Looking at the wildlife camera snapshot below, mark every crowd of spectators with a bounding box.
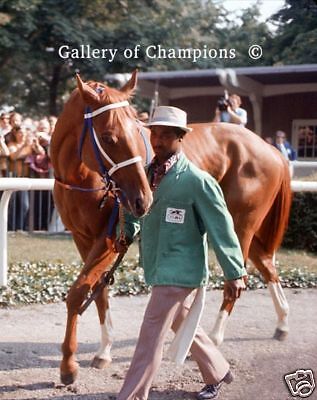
[0,111,56,178]
[0,110,57,231]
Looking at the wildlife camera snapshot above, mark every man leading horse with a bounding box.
[115,106,247,400]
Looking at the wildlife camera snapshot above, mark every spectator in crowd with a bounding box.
[273,130,297,178]
[7,125,46,230]
[9,112,23,128]
[22,117,37,132]
[0,107,59,231]
[0,112,12,140]
[213,93,247,126]
[0,132,10,177]
[32,118,53,229]
[7,125,45,176]
[273,130,297,161]
[48,115,57,135]
[36,118,51,150]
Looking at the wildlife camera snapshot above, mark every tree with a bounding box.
[215,3,273,67]
[0,0,224,115]
[3,0,312,116]
[269,0,317,65]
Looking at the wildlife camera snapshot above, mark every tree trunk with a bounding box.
[49,64,62,116]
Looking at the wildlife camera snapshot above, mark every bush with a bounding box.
[283,192,317,252]
[0,258,316,307]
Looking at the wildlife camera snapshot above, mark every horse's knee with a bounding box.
[66,282,91,312]
[250,255,279,283]
[262,269,279,284]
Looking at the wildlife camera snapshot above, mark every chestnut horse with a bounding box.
[51,72,291,385]
[50,71,153,384]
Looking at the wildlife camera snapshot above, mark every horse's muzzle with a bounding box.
[135,197,147,217]
[130,192,152,217]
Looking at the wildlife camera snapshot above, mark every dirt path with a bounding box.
[1,288,316,400]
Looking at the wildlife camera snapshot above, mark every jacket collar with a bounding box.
[149,152,189,199]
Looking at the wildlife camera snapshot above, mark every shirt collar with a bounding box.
[149,152,181,190]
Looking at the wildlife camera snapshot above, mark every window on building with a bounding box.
[292,119,317,160]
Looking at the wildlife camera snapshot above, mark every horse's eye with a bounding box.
[101,134,117,146]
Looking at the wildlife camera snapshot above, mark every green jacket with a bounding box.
[122,153,247,287]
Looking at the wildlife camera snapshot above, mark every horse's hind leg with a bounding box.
[91,287,114,369]
[210,226,252,346]
[209,298,236,346]
[249,236,289,341]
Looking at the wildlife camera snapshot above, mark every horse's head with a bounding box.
[76,71,153,217]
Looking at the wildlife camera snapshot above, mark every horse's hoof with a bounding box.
[273,328,288,341]
[60,370,78,385]
[91,356,112,369]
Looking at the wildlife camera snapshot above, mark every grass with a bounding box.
[7,231,317,272]
[8,232,81,264]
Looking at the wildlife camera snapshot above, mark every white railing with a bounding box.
[291,161,317,168]
[0,178,54,286]
[291,181,317,191]
[1,177,317,287]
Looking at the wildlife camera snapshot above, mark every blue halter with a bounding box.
[78,101,151,238]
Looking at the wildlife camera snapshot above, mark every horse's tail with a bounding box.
[257,163,292,254]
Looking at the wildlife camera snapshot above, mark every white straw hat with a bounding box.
[147,106,192,133]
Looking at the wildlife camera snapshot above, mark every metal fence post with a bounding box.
[0,190,14,286]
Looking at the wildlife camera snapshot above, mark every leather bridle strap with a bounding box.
[83,100,142,177]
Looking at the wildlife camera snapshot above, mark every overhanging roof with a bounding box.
[106,64,317,100]
[136,64,317,87]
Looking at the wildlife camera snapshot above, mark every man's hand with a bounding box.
[223,277,246,301]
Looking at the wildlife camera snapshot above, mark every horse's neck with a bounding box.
[51,100,92,184]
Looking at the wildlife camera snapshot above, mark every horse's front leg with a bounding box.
[60,236,117,385]
[91,287,114,369]
[60,277,91,385]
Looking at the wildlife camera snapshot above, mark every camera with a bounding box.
[217,97,231,112]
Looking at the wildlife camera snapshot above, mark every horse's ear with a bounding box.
[76,74,100,105]
[121,70,138,94]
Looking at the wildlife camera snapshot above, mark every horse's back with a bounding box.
[183,122,290,245]
[184,122,285,184]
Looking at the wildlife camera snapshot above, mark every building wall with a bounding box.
[262,92,317,140]
[172,95,254,129]
[171,92,317,143]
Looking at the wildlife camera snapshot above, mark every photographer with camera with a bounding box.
[213,93,247,126]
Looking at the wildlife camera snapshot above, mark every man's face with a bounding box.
[275,133,286,144]
[229,96,239,109]
[150,125,182,162]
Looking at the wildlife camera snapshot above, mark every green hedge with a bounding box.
[283,192,317,252]
[0,259,316,307]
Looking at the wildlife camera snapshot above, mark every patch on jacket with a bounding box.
[165,207,186,224]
